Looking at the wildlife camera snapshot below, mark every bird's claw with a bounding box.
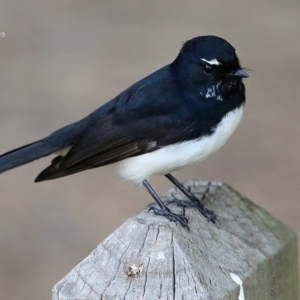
[167,198,219,228]
[149,206,189,230]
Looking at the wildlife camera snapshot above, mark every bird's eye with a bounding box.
[203,64,214,74]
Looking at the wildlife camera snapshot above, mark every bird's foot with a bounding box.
[167,197,219,228]
[149,206,189,230]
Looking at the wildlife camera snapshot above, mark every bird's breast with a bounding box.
[116,105,244,183]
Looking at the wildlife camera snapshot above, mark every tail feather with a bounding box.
[0,113,97,176]
[0,140,56,173]
[34,156,88,182]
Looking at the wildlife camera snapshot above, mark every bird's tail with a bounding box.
[0,140,55,174]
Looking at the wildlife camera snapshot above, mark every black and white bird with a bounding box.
[0,35,248,229]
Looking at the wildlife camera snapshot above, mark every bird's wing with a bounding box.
[35,102,196,181]
[35,65,201,181]
[63,106,195,168]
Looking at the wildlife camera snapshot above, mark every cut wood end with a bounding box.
[53,180,298,300]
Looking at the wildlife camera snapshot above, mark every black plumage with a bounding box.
[0,35,248,228]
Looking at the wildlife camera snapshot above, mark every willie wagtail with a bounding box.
[0,36,248,229]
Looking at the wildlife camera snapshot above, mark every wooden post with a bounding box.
[52,180,298,300]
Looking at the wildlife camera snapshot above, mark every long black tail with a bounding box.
[0,140,56,174]
[0,103,110,176]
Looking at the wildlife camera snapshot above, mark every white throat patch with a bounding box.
[200,81,223,101]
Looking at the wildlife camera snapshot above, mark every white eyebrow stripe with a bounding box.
[201,58,222,66]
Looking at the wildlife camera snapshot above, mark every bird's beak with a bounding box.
[227,69,249,78]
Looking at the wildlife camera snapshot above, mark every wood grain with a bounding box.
[53,181,298,300]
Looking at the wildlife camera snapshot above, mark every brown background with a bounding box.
[0,1,300,299]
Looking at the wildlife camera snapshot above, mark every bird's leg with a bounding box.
[165,174,219,227]
[142,179,189,229]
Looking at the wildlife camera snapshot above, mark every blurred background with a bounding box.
[0,1,299,299]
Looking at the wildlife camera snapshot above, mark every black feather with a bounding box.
[1,36,246,183]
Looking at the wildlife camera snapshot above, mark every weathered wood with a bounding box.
[52,180,299,300]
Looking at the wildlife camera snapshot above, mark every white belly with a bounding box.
[115,106,244,183]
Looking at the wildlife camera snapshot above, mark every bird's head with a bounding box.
[172,35,248,101]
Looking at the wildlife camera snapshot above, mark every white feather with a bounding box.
[201,58,221,66]
[54,146,72,157]
[115,106,244,183]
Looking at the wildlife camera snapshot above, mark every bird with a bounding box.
[0,35,248,229]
